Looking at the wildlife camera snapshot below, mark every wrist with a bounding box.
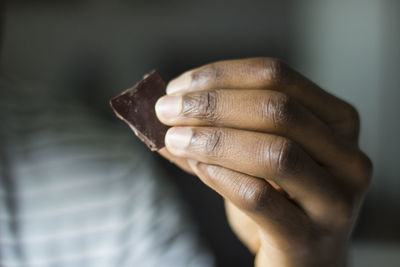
[254,247,348,267]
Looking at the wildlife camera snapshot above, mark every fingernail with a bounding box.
[155,95,183,121]
[166,72,192,94]
[165,127,193,153]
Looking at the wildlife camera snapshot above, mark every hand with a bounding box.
[155,58,372,267]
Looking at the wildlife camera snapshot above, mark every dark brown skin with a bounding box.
[155,58,372,267]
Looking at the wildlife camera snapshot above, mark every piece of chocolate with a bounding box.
[110,70,169,151]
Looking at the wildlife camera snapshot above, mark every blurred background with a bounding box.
[1,0,399,266]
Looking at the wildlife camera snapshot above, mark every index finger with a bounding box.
[166,57,359,141]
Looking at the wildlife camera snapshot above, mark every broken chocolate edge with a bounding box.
[109,70,168,151]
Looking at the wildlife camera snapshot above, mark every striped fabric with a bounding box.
[0,76,214,267]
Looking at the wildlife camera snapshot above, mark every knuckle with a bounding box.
[183,90,219,122]
[192,63,220,86]
[239,182,273,212]
[261,58,290,84]
[263,93,295,130]
[202,129,225,157]
[342,104,361,137]
[346,104,360,125]
[329,196,354,225]
[268,137,303,175]
[353,152,373,190]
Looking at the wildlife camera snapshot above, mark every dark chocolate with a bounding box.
[110,70,169,151]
